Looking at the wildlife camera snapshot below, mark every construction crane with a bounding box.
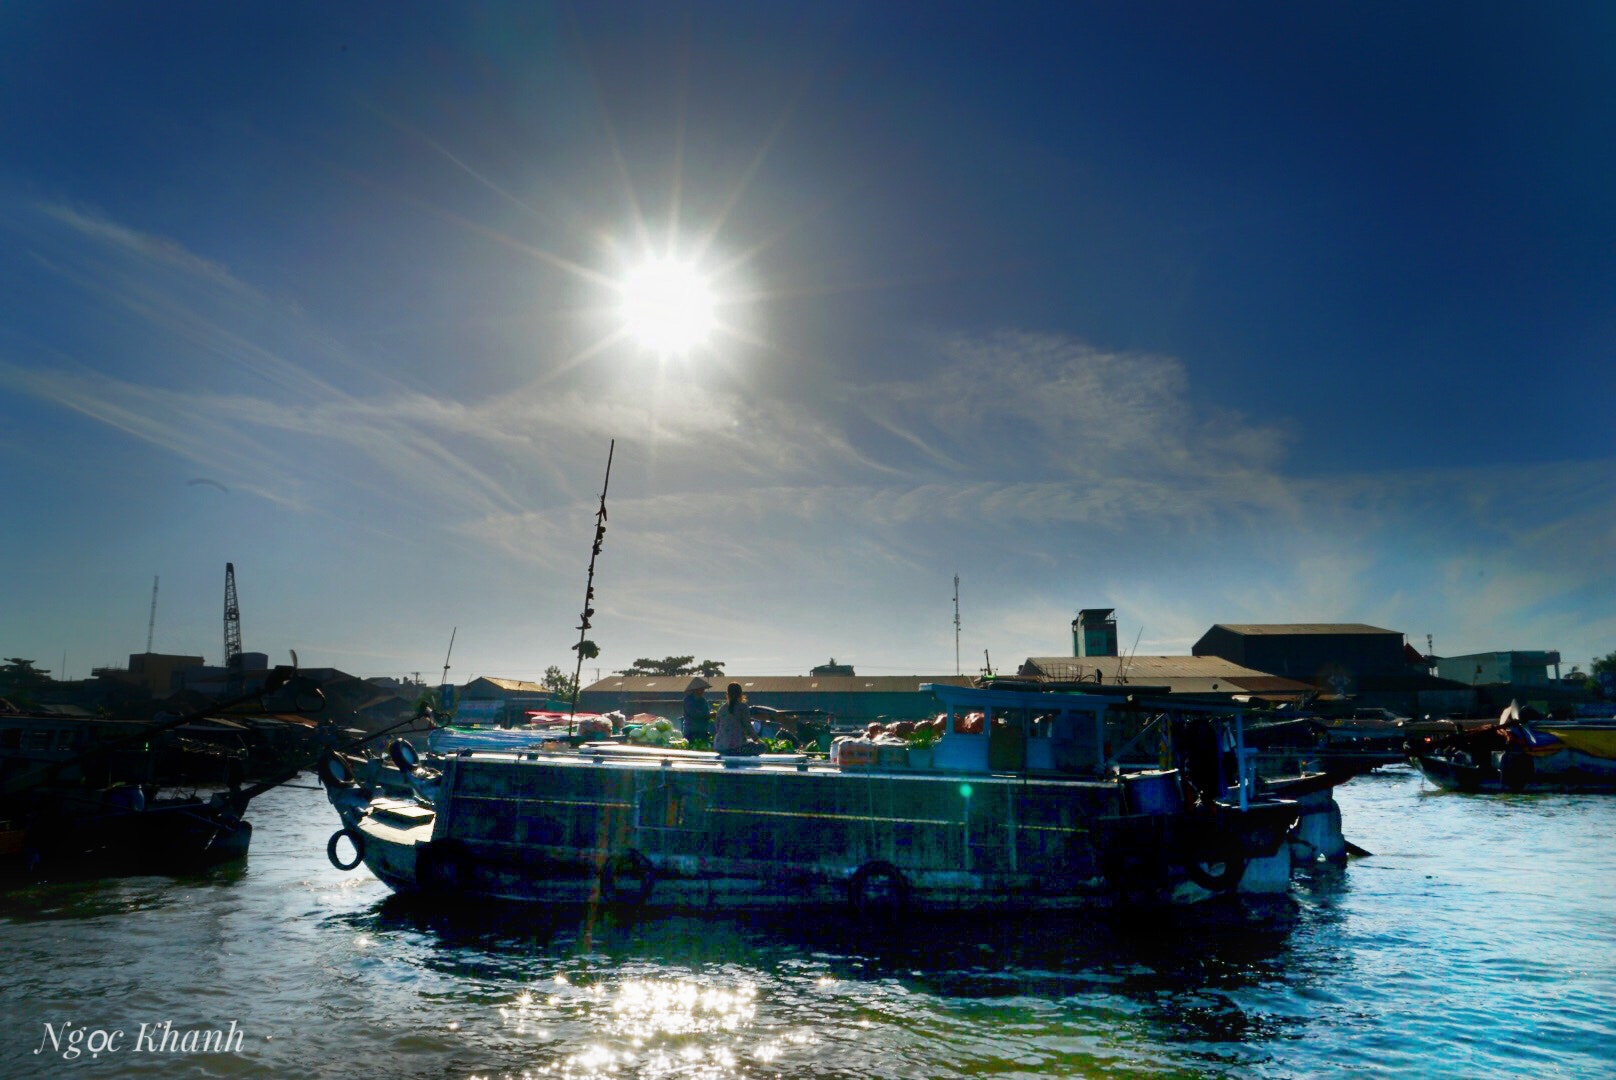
[224,562,244,694]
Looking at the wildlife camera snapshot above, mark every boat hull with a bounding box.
[1414,747,1616,793]
[326,750,1304,910]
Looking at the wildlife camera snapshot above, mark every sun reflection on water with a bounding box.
[487,974,789,1079]
[609,978,758,1037]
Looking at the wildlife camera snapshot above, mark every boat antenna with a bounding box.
[1119,625,1143,683]
[145,575,159,653]
[569,439,615,735]
[953,573,961,676]
[440,626,457,687]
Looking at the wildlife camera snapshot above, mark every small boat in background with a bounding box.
[1411,702,1616,792]
[0,664,320,875]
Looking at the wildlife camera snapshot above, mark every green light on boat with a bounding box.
[958,783,973,799]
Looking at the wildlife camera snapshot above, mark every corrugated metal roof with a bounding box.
[1021,655,1313,694]
[474,677,549,693]
[1024,655,1267,678]
[1210,623,1399,636]
[583,674,976,694]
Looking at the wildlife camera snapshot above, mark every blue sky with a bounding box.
[2,2,1611,683]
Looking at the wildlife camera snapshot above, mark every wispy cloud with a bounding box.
[4,198,1612,671]
[39,203,261,298]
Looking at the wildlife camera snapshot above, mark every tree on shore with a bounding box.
[1590,651,1616,698]
[541,665,579,701]
[615,656,725,678]
[1,657,52,707]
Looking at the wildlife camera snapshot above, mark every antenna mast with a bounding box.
[441,626,457,687]
[569,440,615,734]
[953,573,961,675]
[223,563,244,694]
[1120,625,1143,683]
[145,576,159,653]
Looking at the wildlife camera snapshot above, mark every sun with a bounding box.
[619,258,716,356]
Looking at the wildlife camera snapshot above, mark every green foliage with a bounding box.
[1593,651,1616,678]
[1,657,51,687]
[572,639,599,660]
[905,728,940,750]
[541,665,579,700]
[616,655,726,678]
[0,657,51,707]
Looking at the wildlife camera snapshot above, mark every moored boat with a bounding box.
[320,683,1346,911]
[1411,706,1616,793]
[0,663,317,875]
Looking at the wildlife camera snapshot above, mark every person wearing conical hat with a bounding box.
[681,676,713,743]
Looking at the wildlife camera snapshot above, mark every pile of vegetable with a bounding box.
[574,715,614,741]
[627,716,690,750]
[864,717,949,747]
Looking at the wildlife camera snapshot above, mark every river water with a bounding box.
[3,764,1614,1078]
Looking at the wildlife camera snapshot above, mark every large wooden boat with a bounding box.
[320,684,1345,910]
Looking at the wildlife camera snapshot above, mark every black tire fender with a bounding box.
[327,826,365,871]
[848,860,910,918]
[1185,838,1247,892]
[601,849,656,907]
[316,752,352,788]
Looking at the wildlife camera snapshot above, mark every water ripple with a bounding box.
[4,768,1616,1077]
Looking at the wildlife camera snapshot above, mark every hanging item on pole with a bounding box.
[569,440,614,735]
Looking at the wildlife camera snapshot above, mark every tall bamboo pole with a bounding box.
[569,440,615,735]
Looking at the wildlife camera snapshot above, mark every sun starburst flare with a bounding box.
[619,258,716,356]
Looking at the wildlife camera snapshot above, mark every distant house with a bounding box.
[92,652,206,696]
[455,676,566,726]
[579,673,976,726]
[1191,623,1472,715]
[1192,624,1409,688]
[1435,650,1562,688]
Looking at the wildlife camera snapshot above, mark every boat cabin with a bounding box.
[922,683,1257,810]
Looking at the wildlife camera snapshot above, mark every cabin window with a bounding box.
[24,731,54,751]
[951,710,985,735]
[0,728,19,749]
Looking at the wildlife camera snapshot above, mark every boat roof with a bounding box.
[922,682,1247,716]
[583,674,976,694]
